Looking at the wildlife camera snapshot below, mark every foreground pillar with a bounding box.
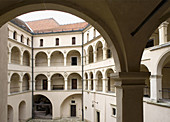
[112,72,150,122]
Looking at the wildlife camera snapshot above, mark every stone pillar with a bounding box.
[8,81,10,95]
[88,79,91,90]
[19,81,22,92]
[65,79,68,90]
[93,79,96,92]
[86,55,89,64]
[29,80,32,90]
[33,58,35,67]
[150,75,162,101]
[103,47,107,60]
[47,79,51,91]
[64,56,67,66]
[94,51,97,63]
[102,78,107,93]
[20,54,23,65]
[30,58,32,67]
[112,72,150,122]
[8,51,11,63]
[158,21,169,45]
[48,58,50,67]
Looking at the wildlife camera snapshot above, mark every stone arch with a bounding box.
[35,51,48,67]
[105,68,115,93]
[19,101,26,122]
[87,45,94,63]
[23,50,30,66]
[85,72,88,90]
[67,73,82,90]
[11,46,21,64]
[51,73,64,90]
[89,72,94,90]
[96,41,103,62]
[95,70,103,91]
[140,64,150,97]
[22,73,30,91]
[66,50,81,66]
[33,94,52,119]
[8,105,13,122]
[50,51,64,66]
[35,74,48,90]
[60,94,82,118]
[10,73,20,93]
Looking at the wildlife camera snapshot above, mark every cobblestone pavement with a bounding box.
[28,117,88,122]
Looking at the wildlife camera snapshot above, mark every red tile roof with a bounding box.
[26,18,88,33]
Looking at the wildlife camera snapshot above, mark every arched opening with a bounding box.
[66,50,81,66]
[51,73,64,90]
[60,94,82,118]
[85,73,88,90]
[140,64,150,97]
[8,105,13,122]
[90,72,93,90]
[105,69,115,93]
[23,51,30,66]
[107,49,112,59]
[67,73,82,90]
[10,73,20,93]
[96,41,103,62]
[96,71,103,91]
[11,47,20,64]
[19,101,26,122]
[88,45,93,63]
[50,51,64,66]
[22,73,30,91]
[35,52,48,67]
[161,56,170,101]
[35,74,48,90]
[33,95,52,119]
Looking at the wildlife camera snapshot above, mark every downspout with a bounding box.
[82,32,84,121]
[31,36,34,119]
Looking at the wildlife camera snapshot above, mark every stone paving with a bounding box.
[28,117,88,122]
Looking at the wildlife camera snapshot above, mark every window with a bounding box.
[72,37,76,45]
[56,38,59,46]
[40,39,43,47]
[21,35,24,43]
[71,100,75,103]
[93,28,96,38]
[27,38,29,46]
[112,108,116,116]
[107,49,111,58]
[87,33,89,42]
[145,39,154,48]
[71,57,77,65]
[13,31,17,40]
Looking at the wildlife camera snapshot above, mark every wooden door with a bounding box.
[71,105,76,117]
[72,79,77,89]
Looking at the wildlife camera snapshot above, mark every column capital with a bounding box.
[111,72,150,86]
[158,21,169,29]
[150,75,162,79]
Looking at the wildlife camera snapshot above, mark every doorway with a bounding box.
[72,79,77,89]
[70,105,76,117]
[43,80,47,90]
[96,111,100,122]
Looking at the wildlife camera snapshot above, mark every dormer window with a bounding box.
[40,39,43,47]
[72,37,76,45]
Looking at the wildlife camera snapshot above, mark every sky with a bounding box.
[17,10,85,25]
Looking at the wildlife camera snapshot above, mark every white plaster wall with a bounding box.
[144,102,170,122]
[8,92,32,122]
